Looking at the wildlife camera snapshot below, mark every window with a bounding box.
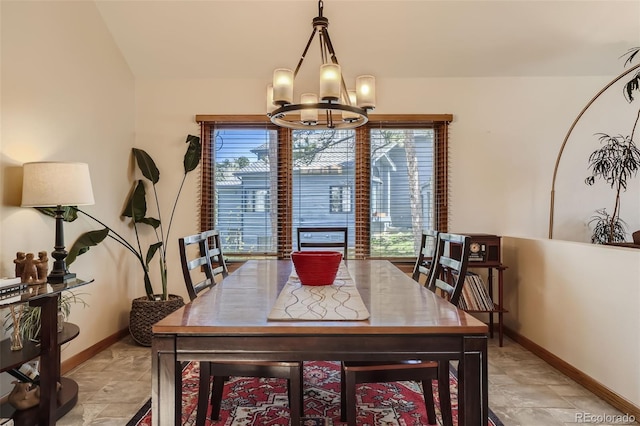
[248,189,269,212]
[198,115,451,260]
[330,186,352,213]
[200,127,278,255]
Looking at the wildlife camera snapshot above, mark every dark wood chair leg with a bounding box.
[422,379,437,425]
[438,362,453,426]
[288,364,303,424]
[345,370,358,426]
[210,373,227,421]
[196,362,211,426]
[299,364,305,414]
[340,363,347,422]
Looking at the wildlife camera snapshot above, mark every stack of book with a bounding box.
[0,277,25,299]
[458,272,495,311]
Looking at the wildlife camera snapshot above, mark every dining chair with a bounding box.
[426,232,472,306]
[340,232,472,426]
[178,230,304,426]
[412,229,439,284]
[296,226,348,258]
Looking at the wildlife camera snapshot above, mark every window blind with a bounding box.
[291,129,355,256]
[201,123,278,257]
[198,114,451,260]
[368,125,436,258]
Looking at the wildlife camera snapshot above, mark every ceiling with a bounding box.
[94,0,640,81]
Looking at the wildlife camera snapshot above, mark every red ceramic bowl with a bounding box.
[291,251,343,286]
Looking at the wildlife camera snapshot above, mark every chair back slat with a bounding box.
[412,230,439,283]
[440,256,461,271]
[179,229,228,301]
[426,232,471,306]
[187,256,209,271]
[296,227,348,258]
[433,278,455,296]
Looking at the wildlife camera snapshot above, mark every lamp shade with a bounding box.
[273,68,294,105]
[320,63,341,101]
[21,162,95,207]
[300,93,319,124]
[356,75,376,108]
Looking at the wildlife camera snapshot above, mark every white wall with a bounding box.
[0,0,136,388]
[502,236,640,407]
[134,75,624,241]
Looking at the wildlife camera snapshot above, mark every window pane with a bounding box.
[292,129,355,253]
[213,128,278,255]
[370,128,435,257]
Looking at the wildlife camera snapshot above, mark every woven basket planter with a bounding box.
[129,294,184,346]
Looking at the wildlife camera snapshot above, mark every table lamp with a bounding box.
[21,162,95,283]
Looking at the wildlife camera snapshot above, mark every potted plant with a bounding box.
[585,48,640,244]
[3,291,88,343]
[50,134,201,345]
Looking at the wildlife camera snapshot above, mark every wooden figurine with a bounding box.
[14,252,26,278]
[20,253,38,284]
[15,251,48,284]
[36,251,49,284]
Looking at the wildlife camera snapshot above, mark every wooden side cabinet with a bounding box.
[0,278,93,425]
[451,234,508,346]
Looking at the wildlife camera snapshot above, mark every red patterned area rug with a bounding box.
[127,361,503,426]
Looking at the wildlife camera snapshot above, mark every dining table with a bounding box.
[151,259,489,425]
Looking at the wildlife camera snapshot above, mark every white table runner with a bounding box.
[268,262,370,321]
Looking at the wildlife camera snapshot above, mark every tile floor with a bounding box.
[56,335,638,426]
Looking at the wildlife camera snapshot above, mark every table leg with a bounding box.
[32,294,59,425]
[497,267,505,347]
[487,268,494,339]
[459,335,488,426]
[152,335,177,426]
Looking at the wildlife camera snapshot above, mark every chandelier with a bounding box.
[266,0,376,130]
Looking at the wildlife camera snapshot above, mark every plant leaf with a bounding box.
[133,148,160,184]
[143,270,154,299]
[183,134,202,173]
[35,206,79,222]
[624,72,640,102]
[622,47,640,67]
[121,180,147,221]
[139,217,161,229]
[66,228,110,265]
[145,242,163,266]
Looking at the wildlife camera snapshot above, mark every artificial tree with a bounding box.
[584,48,640,244]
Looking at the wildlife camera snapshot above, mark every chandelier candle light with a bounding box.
[267,0,376,130]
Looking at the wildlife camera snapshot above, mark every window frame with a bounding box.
[329,185,352,214]
[197,114,452,260]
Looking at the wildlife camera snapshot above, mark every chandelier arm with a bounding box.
[321,27,339,65]
[318,31,325,63]
[294,27,319,78]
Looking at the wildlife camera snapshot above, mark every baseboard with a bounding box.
[60,328,130,375]
[504,327,640,419]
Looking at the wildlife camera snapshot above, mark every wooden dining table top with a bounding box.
[153,259,488,336]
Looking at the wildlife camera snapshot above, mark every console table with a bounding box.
[0,278,93,425]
